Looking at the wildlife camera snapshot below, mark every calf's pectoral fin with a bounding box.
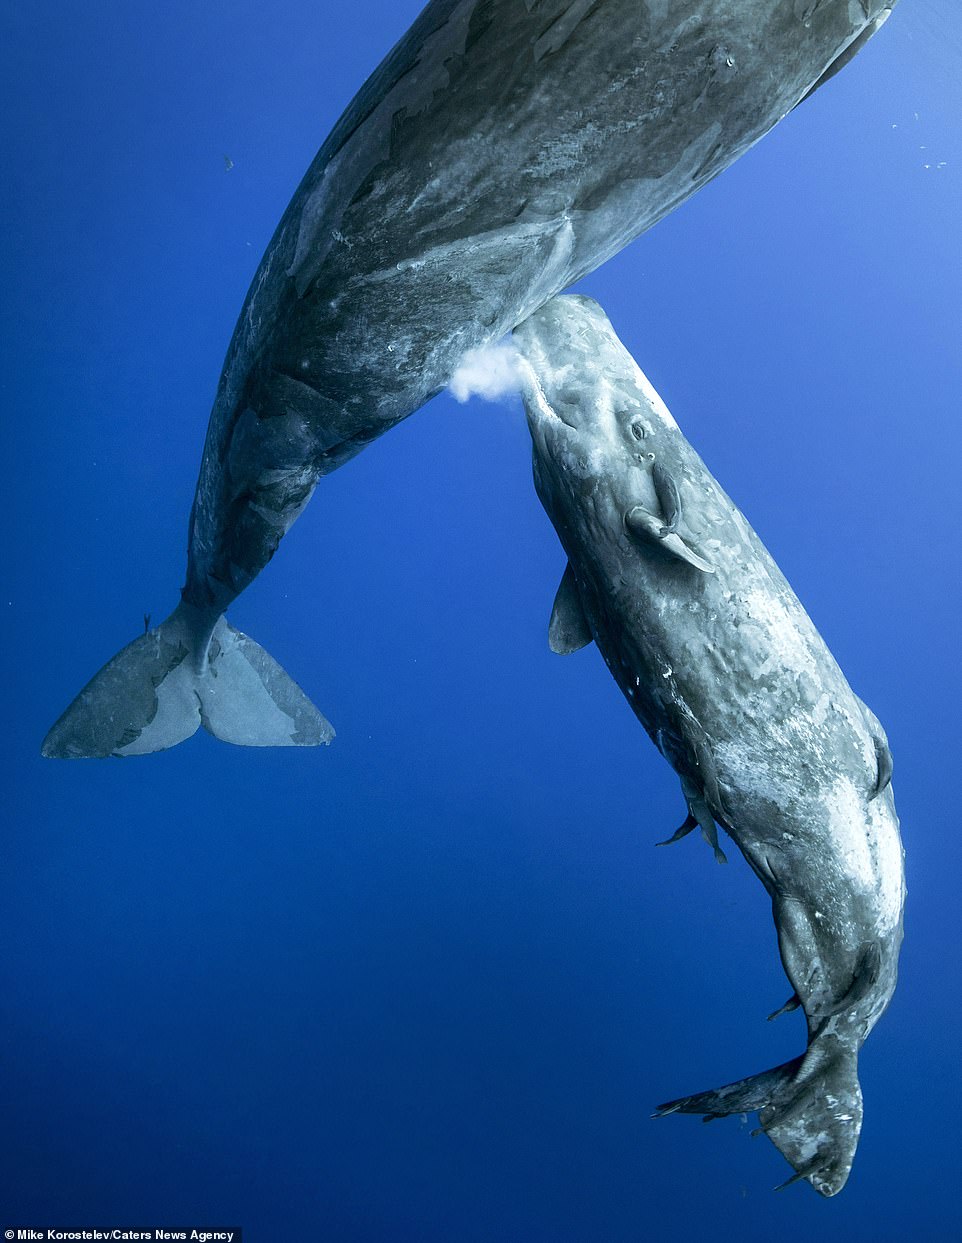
[868,724,894,799]
[872,736,894,798]
[855,695,894,798]
[547,562,593,654]
[625,507,714,574]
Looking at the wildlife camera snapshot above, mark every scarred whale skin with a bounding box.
[43,0,896,757]
[515,295,905,1197]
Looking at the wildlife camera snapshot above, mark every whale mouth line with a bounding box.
[542,399,578,430]
[518,360,579,432]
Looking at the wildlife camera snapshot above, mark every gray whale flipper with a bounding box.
[856,695,894,797]
[41,604,332,758]
[548,563,593,655]
[44,0,897,755]
[516,295,904,1197]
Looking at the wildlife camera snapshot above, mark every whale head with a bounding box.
[513,295,679,527]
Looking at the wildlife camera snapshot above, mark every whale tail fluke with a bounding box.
[41,603,333,758]
[654,1044,863,1198]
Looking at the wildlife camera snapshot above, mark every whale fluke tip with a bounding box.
[42,606,333,758]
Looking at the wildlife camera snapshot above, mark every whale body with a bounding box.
[515,294,905,1196]
[43,0,896,757]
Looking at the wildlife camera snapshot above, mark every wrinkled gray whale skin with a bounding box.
[515,295,905,1197]
[43,0,896,757]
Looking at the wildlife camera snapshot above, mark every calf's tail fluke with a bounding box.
[41,602,333,758]
[654,1042,863,1197]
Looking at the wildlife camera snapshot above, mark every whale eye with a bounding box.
[629,418,646,441]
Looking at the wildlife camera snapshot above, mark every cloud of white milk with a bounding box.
[448,341,523,404]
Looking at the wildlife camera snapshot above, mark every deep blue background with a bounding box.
[2,2,961,1238]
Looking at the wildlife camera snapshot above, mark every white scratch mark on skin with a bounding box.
[820,776,904,934]
[742,586,822,683]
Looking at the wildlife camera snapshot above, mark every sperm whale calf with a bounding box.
[515,294,905,1196]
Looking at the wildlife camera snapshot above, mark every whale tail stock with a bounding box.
[653,1041,863,1198]
[41,601,333,758]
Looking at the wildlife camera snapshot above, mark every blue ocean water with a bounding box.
[2,2,961,1238]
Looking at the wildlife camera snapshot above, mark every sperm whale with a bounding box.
[515,294,905,1196]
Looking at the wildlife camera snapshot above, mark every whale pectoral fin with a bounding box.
[870,731,894,799]
[855,695,894,798]
[867,722,894,799]
[548,562,593,654]
[625,507,714,574]
[651,460,681,535]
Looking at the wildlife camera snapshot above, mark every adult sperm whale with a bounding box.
[515,295,904,1196]
[43,0,897,756]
